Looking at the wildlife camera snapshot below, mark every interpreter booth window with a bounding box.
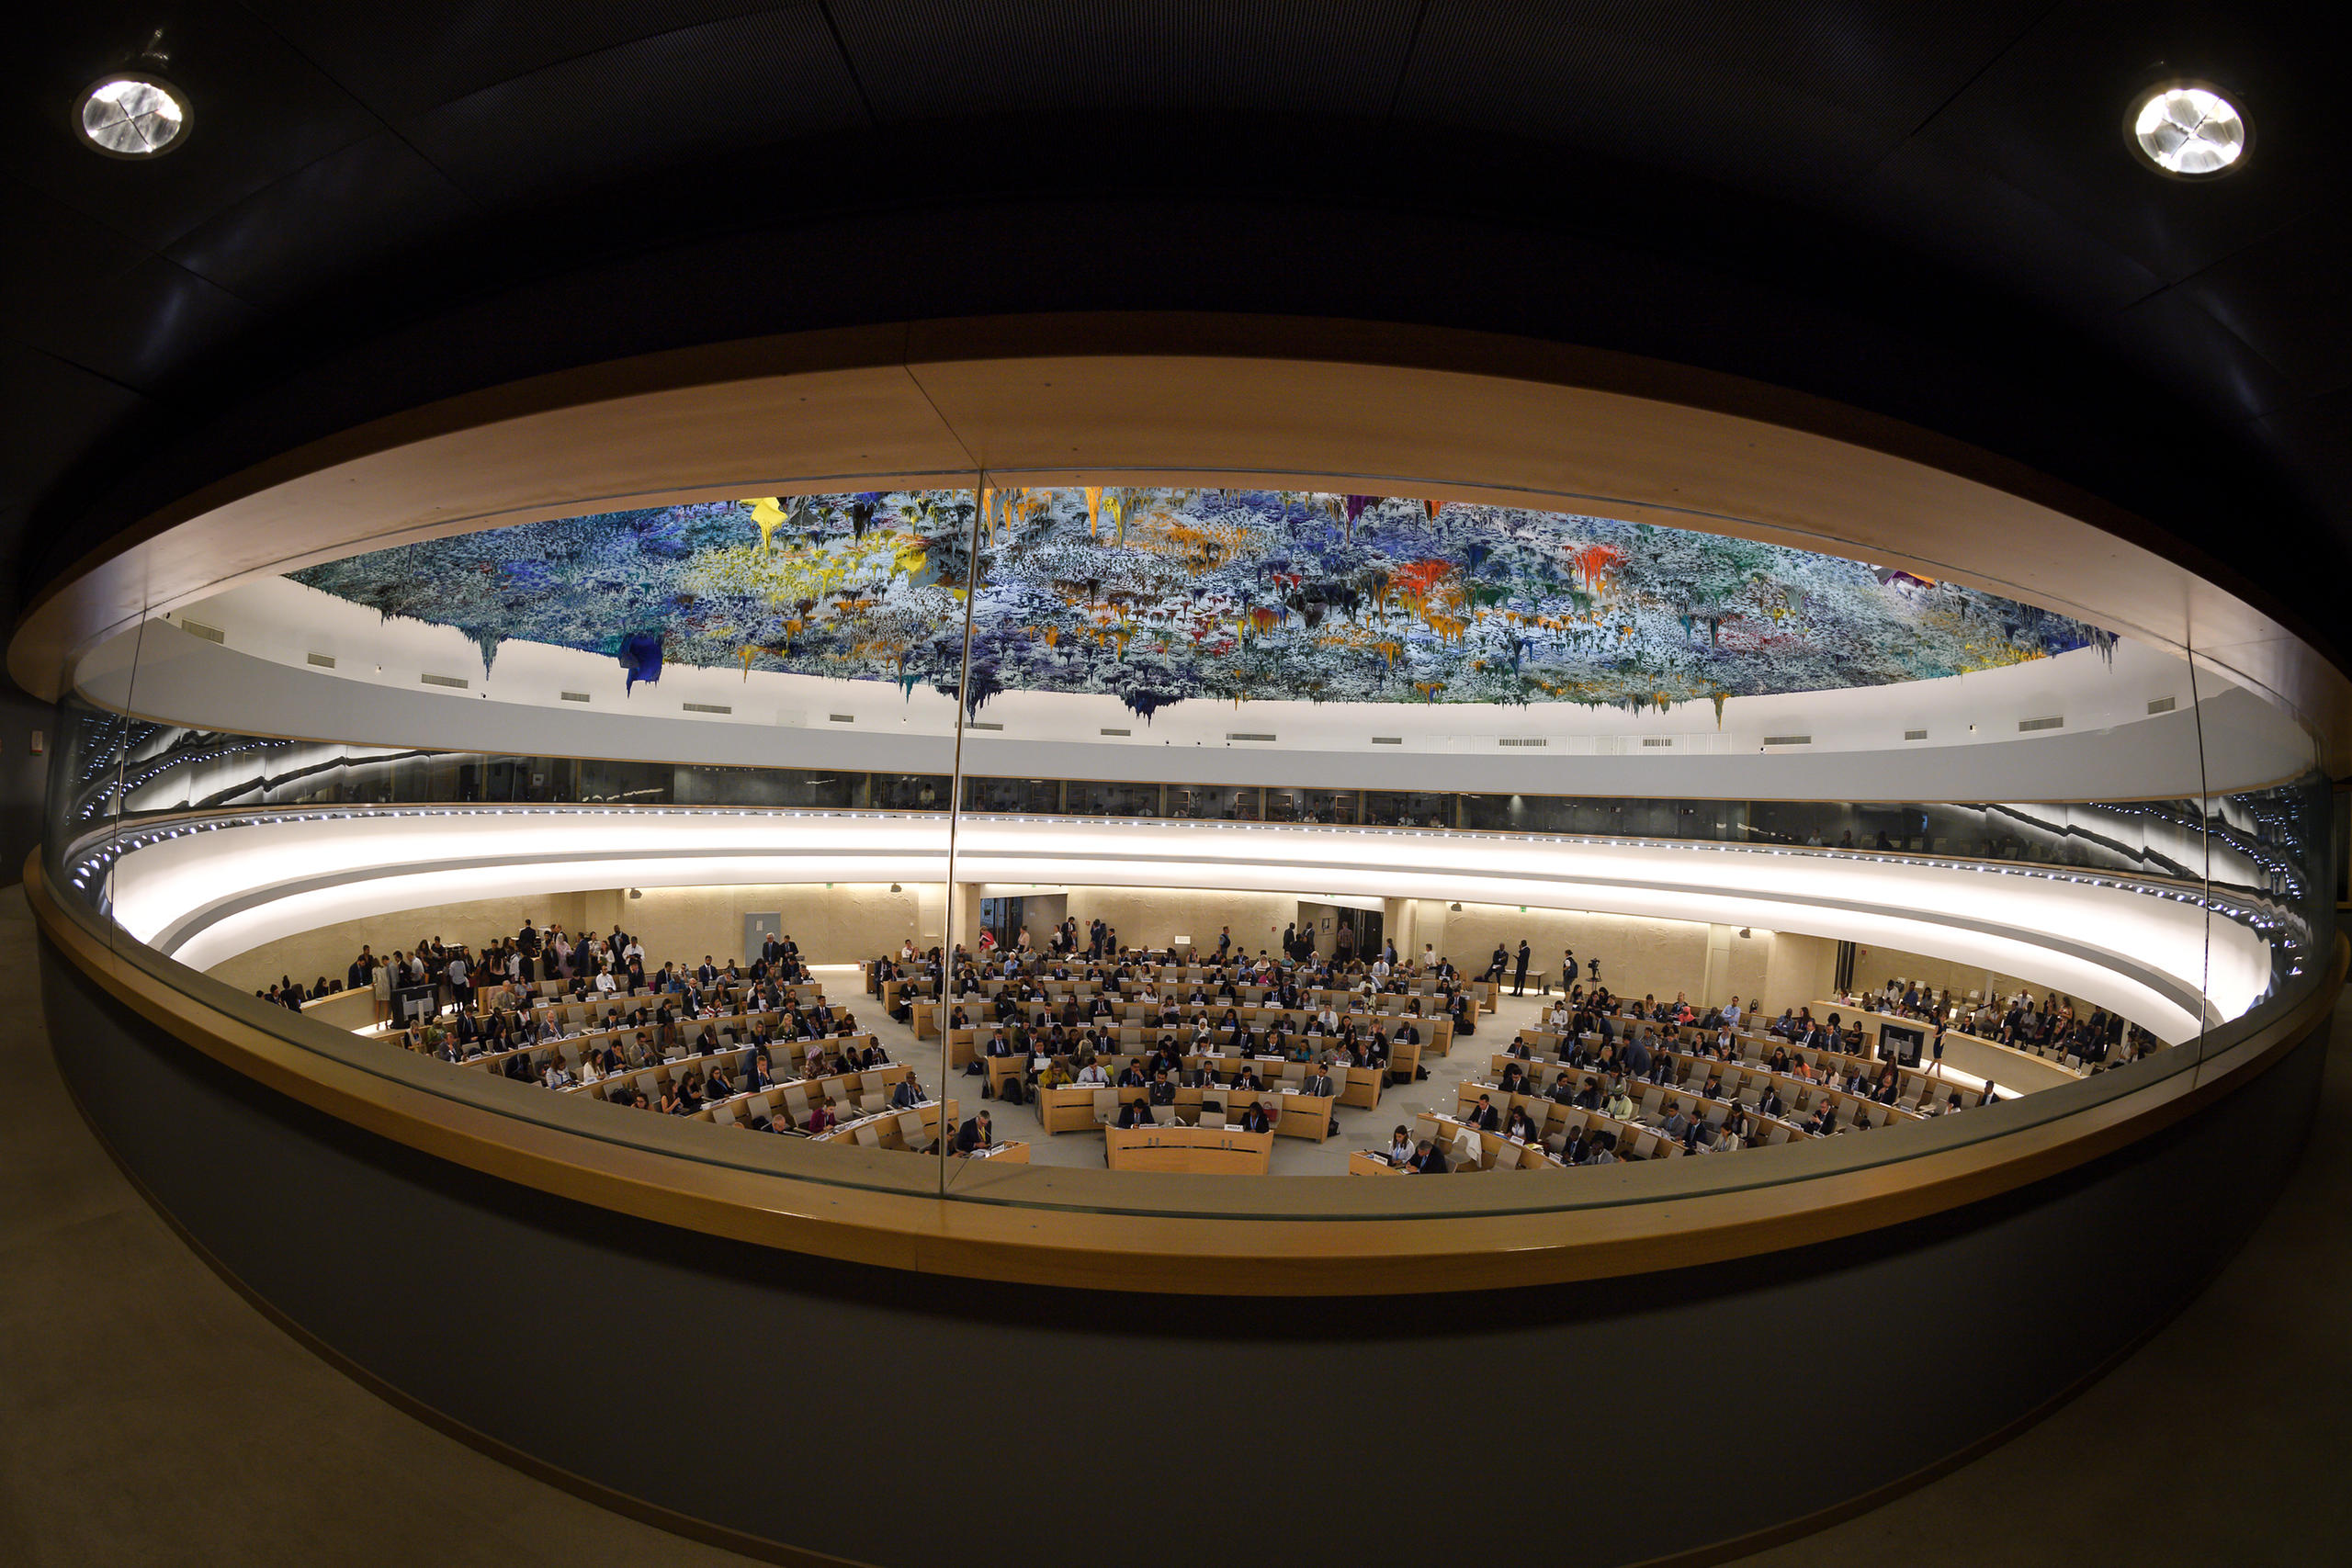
[1265,788,1357,824]
[1069,781,1160,818]
[673,764,857,808]
[1168,784,1261,820]
[963,777,1060,814]
[575,757,675,805]
[1365,790,1453,829]
[872,773,950,810]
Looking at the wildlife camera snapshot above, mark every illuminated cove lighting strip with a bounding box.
[92,809,2267,1045]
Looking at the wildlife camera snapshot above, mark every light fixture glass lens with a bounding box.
[2132,85,2245,175]
[81,77,186,156]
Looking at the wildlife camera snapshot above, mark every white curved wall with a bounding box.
[86,807,2273,1044]
[78,580,2318,800]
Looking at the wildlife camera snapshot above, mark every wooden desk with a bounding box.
[1272,1090,1338,1143]
[952,1017,1438,1081]
[1337,1064,1384,1110]
[963,1139,1030,1163]
[1348,1150,1406,1176]
[1035,1082,1110,1134]
[1414,1111,1573,1170]
[808,1096,956,1151]
[1104,1124,1274,1174]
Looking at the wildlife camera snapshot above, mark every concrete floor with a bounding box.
[5,883,2346,1566]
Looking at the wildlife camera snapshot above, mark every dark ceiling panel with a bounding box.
[0,253,260,396]
[1838,141,2162,320]
[0,178,260,393]
[0,175,154,326]
[0,2,383,251]
[2253,386,2352,534]
[399,6,868,201]
[1395,1,2051,198]
[2171,209,2352,401]
[164,131,477,310]
[2107,286,2293,425]
[0,339,153,608]
[1894,0,2346,290]
[243,2,788,123]
[828,1,1423,122]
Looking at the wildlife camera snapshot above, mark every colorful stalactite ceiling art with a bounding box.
[289,490,2115,718]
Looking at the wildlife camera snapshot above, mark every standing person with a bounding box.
[445,948,472,1013]
[1929,1021,1948,1078]
[370,950,394,1027]
[1511,941,1532,997]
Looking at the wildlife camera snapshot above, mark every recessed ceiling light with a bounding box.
[2127,82,2247,177]
[75,73,190,158]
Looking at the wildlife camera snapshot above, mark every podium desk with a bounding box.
[810,1097,956,1150]
[1105,1124,1274,1175]
[963,1140,1030,1163]
[1338,1065,1384,1111]
[1035,1082,1108,1134]
[985,1055,1026,1097]
[1414,1111,1564,1171]
[1273,1090,1338,1142]
[1348,1150,1406,1177]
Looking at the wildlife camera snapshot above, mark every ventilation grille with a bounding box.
[421,672,469,690]
[305,651,335,669]
[1371,736,1402,745]
[1099,727,1131,737]
[1762,735,1812,747]
[1641,737,1675,748]
[967,720,1003,731]
[560,692,590,704]
[2146,695,2177,715]
[1903,728,1928,741]
[1498,737,1547,748]
[2018,716,2064,732]
[683,702,732,715]
[1227,732,1276,742]
[178,618,224,644]
[828,713,855,724]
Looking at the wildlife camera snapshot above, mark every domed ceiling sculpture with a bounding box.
[290,489,2111,717]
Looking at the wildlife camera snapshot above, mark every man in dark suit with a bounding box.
[1115,1097,1155,1129]
[1407,1139,1448,1174]
[1301,1066,1340,1135]
[1464,1093,1500,1133]
[1486,944,1510,983]
[1148,1069,1178,1106]
[889,1077,926,1110]
[955,1109,993,1153]
[1511,941,1532,997]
